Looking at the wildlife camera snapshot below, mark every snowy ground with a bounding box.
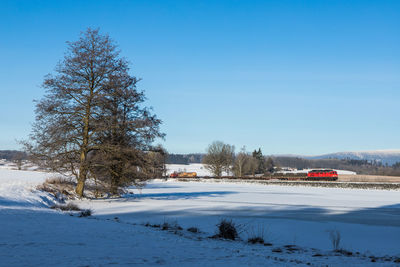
[1,169,400,266]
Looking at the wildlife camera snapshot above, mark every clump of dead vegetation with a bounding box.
[161,220,183,231]
[246,224,270,245]
[37,176,77,201]
[36,176,127,200]
[211,219,239,240]
[187,227,200,233]
[51,202,81,211]
[78,209,92,217]
[51,202,92,217]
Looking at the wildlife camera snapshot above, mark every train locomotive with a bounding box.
[275,169,339,181]
[306,169,338,181]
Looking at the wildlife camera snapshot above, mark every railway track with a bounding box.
[173,177,400,190]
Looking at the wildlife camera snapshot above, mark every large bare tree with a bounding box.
[202,141,235,177]
[24,28,163,197]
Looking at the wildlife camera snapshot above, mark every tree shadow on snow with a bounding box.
[95,201,400,228]
[129,183,183,190]
[0,195,53,209]
[120,191,237,201]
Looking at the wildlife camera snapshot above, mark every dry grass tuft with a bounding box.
[215,219,238,240]
[51,202,81,211]
[37,176,77,200]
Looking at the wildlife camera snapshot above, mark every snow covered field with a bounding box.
[1,168,400,266]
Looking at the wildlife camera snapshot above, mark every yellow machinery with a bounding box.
[177,172,197,178]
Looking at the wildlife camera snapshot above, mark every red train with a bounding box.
[307,169,338,181]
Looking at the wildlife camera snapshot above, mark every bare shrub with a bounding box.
[328,229,341,251]
[144,222,161,228]
[37,176,77,200]
[79,209,92,217]
[215,219,238,240]
[187,227,200,233]
[248,237,264,244]
[51,202,81,211]
[45,177,75,186]
[37,183,57,194]
[161,219,183,231]
[336,249,352,256]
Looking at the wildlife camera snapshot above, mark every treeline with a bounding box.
[0,150,27,161]
[166,154,204,164]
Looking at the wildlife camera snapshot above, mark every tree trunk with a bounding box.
[76,175,85,197]
[76,149,88,197]
[76,106,91,197]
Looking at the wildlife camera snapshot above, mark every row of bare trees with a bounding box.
[202,141,275,177]
[23,29,165,197]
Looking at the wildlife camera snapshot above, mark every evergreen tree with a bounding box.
[252,148,266,174]
[265,157,275,173]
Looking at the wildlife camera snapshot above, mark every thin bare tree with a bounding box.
[233,146,249,177]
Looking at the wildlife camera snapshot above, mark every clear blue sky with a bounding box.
[0,0,399,155]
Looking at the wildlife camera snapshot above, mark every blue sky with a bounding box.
[0,0,399,155]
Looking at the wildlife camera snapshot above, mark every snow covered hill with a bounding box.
[308,149,400,165]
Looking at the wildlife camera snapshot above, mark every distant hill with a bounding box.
[306,150,400,166]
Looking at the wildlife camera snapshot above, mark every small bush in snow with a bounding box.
[336,249,352,256]
[187,227,199,233]
[38,177,77,201]
[248,237,264,244]
[161,220,182,231]
[216,219,238,240]
[79,209,92,217]
[51,202,81,211]
[45,177,75,186]
[328,229,341,251]
[144,222,161,228]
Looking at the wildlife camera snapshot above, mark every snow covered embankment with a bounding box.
[0,169,56,209]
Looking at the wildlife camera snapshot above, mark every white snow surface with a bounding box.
[1,169,400,266]
[0,169,56,209]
